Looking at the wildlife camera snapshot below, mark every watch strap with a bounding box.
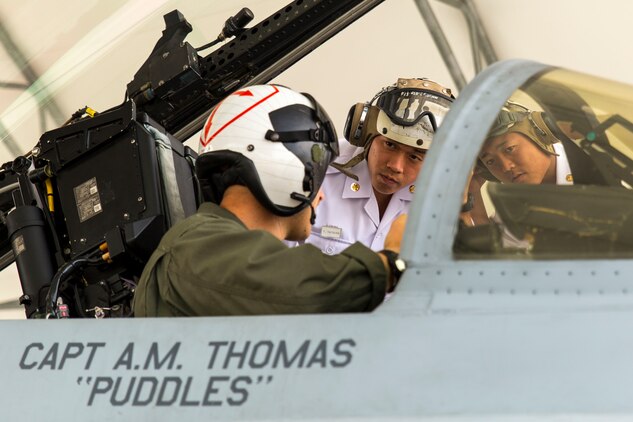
[379,249,405,292]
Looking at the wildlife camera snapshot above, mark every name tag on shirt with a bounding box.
[321,226,342,239]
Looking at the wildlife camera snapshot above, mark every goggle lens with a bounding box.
[377,88,452,129]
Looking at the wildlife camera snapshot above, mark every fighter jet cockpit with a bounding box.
[452,66,633,259]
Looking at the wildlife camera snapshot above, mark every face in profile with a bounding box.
[366,135,425,196]
[479,132,556,184]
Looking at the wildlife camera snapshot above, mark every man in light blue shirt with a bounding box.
[305,78,455,254]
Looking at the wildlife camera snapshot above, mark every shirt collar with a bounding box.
[198,202,247,228]
[554,142,573,185]
[341,159,372,198]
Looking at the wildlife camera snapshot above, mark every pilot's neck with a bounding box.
[220,185,287,240]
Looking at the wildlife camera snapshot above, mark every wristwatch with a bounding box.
[379,249,407,292]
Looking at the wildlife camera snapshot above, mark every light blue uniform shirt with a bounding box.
[305,142,413,255]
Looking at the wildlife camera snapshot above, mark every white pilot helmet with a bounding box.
[196,84,338,216]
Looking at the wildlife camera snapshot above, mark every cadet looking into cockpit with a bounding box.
[132,85,406,317]
[477,101,608,186]
[301,77,460,255]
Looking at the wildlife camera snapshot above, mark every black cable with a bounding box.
[72,283,89,318]
[195,8,253,52]
[195,38,221,52]
[47,253,102,318]
[290,192,317,224]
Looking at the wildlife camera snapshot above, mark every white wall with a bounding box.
[274,0,633,135]
[272,0,471,135]
[474,0,633,86]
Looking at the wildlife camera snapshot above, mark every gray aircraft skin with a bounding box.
[4,57,633,420]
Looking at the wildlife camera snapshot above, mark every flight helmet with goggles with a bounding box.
[344,77,454,151]
[477,101,563,181]
[196,84,338,218]
[336,78,454,174]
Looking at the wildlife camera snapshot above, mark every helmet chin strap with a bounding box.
[290,192,317,225]
[309,203,317,225]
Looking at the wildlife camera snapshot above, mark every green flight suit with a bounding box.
[133,202,387,317]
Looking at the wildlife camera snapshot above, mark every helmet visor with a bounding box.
[299,91,339,158]
[376,88,453,128]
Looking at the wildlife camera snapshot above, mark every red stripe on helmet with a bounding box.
[201,99,222,143]
[200,85,280,147]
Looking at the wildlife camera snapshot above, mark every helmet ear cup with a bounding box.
[343,104,356,141]
[344,102,370,146]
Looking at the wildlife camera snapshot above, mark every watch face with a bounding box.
[395,258,407,272]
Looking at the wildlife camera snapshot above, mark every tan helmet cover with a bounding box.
[487,106,561,155]
[345,78,453,150]
[478,103,563,181]
[336,78,454,175]
[397,77,454,98]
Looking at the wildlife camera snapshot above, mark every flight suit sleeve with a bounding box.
[162,221,388,316]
